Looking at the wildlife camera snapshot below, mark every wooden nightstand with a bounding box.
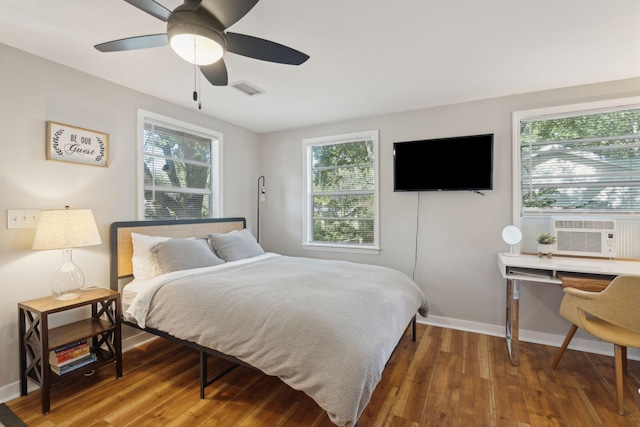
[18,287,122,414]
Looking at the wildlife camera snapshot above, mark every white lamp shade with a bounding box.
[33,208,102,250]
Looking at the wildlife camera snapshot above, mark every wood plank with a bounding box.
[488,333,530,425]
[421,349,463,426]
[457,373,492,426]
[516,342,565,426]
[389,334,439,423]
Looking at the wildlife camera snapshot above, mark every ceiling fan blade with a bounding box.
[94,34,168,52]
[225,32,309,65]
[200,59,229,86]
[199,0,259,30]
[124,0,172,22]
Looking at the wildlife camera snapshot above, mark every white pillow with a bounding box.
[131,233,170,280]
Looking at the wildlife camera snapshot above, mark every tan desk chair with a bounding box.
[551,275,640,415]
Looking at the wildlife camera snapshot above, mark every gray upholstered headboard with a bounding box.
[109,217,246,291]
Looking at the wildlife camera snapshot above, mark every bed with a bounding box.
[109,217,429,427]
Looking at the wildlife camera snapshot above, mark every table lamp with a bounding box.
[32,206,102,300]
[502,225,522,257]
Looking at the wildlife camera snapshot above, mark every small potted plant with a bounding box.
[537,232,557,258]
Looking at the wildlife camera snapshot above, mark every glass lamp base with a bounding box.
[51,248,84,301]
[54,291,81,301]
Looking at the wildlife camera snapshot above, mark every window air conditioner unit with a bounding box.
[552,218,616,258]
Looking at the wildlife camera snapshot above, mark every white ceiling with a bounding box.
[1,0,639,134]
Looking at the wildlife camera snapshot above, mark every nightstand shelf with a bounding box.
[48,318,115,349]
[18,287,122,414]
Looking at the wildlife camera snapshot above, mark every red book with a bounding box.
[53,340,86,354]
[50,342,89,365]
[50,351,91,367]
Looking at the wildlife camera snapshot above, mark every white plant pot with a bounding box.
[538,243,555,257]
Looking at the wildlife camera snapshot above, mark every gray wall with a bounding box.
[257,76,640,353]
[0,44,261,400]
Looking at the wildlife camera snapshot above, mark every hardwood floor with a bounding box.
[8,324,640,426]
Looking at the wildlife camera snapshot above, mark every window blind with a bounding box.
[143,118,220,219]
[520,108,640,212]
[311,140,376,244]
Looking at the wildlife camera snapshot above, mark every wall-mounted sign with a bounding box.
[46,121,109,167]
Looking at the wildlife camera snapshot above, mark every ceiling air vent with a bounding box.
[231,81,265,96]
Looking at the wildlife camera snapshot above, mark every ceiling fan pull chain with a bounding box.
[198,71,202,110]
[193,35,198,102]
[193,62,198,101]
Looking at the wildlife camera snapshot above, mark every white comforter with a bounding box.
[124,253,429,426]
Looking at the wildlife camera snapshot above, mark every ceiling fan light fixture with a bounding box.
[169,32,224,65]
[167,5,226,66]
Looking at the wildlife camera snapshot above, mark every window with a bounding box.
[514,98,640,215]
[303,130,379,253]
[138,110,222,220]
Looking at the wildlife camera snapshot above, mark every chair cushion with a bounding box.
[582,316,640,348]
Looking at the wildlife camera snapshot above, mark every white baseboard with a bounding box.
[418,315,505,338]
[0,379,38,406]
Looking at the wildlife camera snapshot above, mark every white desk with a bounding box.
[497,253,640,366]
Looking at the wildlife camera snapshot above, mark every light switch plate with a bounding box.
[7,210,41,229]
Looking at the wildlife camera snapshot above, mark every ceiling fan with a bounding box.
[95,0,310,87]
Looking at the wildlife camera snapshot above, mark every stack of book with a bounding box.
[49,340,97,375]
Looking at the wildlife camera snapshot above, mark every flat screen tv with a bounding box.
[393,133,494,192]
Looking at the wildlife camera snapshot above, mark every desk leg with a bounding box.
[505,278,520,366]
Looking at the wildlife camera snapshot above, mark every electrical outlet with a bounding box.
[7,210,41,229]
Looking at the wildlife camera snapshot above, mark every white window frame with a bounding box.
[137,109,223,220]
[302,130,380,254]
[511,96,640,226]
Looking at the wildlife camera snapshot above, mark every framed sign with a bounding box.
[46,121,109,167]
